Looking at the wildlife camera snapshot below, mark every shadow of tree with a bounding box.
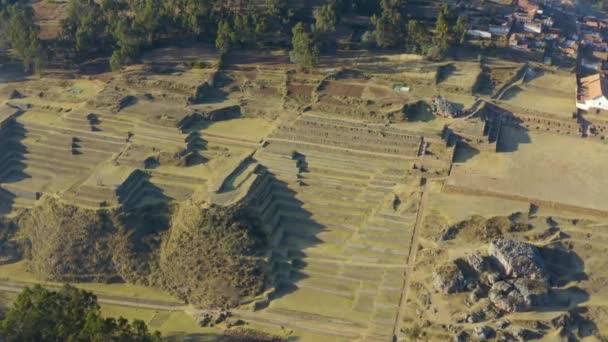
[437,63,457,84]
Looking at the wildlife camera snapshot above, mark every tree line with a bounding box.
[0,0,468,72]
[1,284,161,341]
[291,1,467,68]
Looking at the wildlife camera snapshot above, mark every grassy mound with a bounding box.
[20,197,119,282]
[17,196,268,308]
[158,201,267,309]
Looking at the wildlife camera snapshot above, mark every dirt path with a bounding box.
[0,280,184,311]
[391,179,429,340]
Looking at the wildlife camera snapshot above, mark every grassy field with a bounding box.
[426,189,529,225]
[448,126,608,212]
[0,261,179,302]
[500,69,576,118]
[437,61,482,94]
[202,117,274,143]
[100,305,221,340]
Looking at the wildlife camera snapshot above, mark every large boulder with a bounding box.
[488,238,548,282]
[433,261,467,294]
[488,278,548,313]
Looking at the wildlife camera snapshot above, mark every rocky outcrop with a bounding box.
[488,278,548,313]
[433,261,467,294]
[466,251,486,273]
[488,238,548,282]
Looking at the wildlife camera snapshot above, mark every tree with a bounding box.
[371,0,406,48]
[215,19,235,53]
[313,3,338,50]
[406,19,429,52]
[454,16,467,45]
[109,18,141,71]
[0,284,161,341]
[132,0,165,45]
[312,3,337,34]
[2,4,46,73]
[289,22,319,69]
[60,0,109,60]
[434,6,450,50]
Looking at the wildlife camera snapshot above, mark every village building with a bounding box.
[524,21,543,33]
[581,57,602,71]
[489,23,512,36]
[509,33,530,49]
[467,29,492,39]
[576,73,608,111]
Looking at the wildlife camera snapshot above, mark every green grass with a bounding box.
[0,261,179,302]
[100,304,221,340]
[426,190,528,225]
[269,286,370,324]
[203,117,273,143]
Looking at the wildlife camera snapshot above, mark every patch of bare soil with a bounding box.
[321,81,365,98]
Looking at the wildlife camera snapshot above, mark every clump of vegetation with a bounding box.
[371,0,406,48]
[0,284,161,341]
[290,23,319,69]
[158,201,267,308]
[16,195,268,309]
[429,5,467,60]
[20,197,119,282]
[442,215,532,242]
[312,2,338,51]
[0,2,46,73]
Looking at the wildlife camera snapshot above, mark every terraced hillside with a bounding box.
[2,47,608,341]
[0,62,263,214]
[213,112,433,341]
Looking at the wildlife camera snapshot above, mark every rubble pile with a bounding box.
[432,95,461,118]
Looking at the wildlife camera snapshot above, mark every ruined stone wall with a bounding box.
[443,184,608,218]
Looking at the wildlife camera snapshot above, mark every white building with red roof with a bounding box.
[577,73,608,111]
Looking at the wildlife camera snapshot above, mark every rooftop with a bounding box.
[578,73,608,103]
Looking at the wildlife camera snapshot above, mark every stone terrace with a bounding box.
[235,115,424,341]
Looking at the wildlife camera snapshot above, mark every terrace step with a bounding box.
[1,182,42,200]
[233,308,364,340]
[280,216,358,233]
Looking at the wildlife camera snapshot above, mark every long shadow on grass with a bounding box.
[164,333,221,342]
[246,163,323,303]
[116,170,173,210]
[496,125,532,153]
[406,101,435,123]
[0,120,28,183]
[480,103,532,153]
[0,118,31,214]
[452,141,480,163]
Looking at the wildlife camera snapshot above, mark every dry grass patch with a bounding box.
[500,70,575,119]
[448,126,608,212]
